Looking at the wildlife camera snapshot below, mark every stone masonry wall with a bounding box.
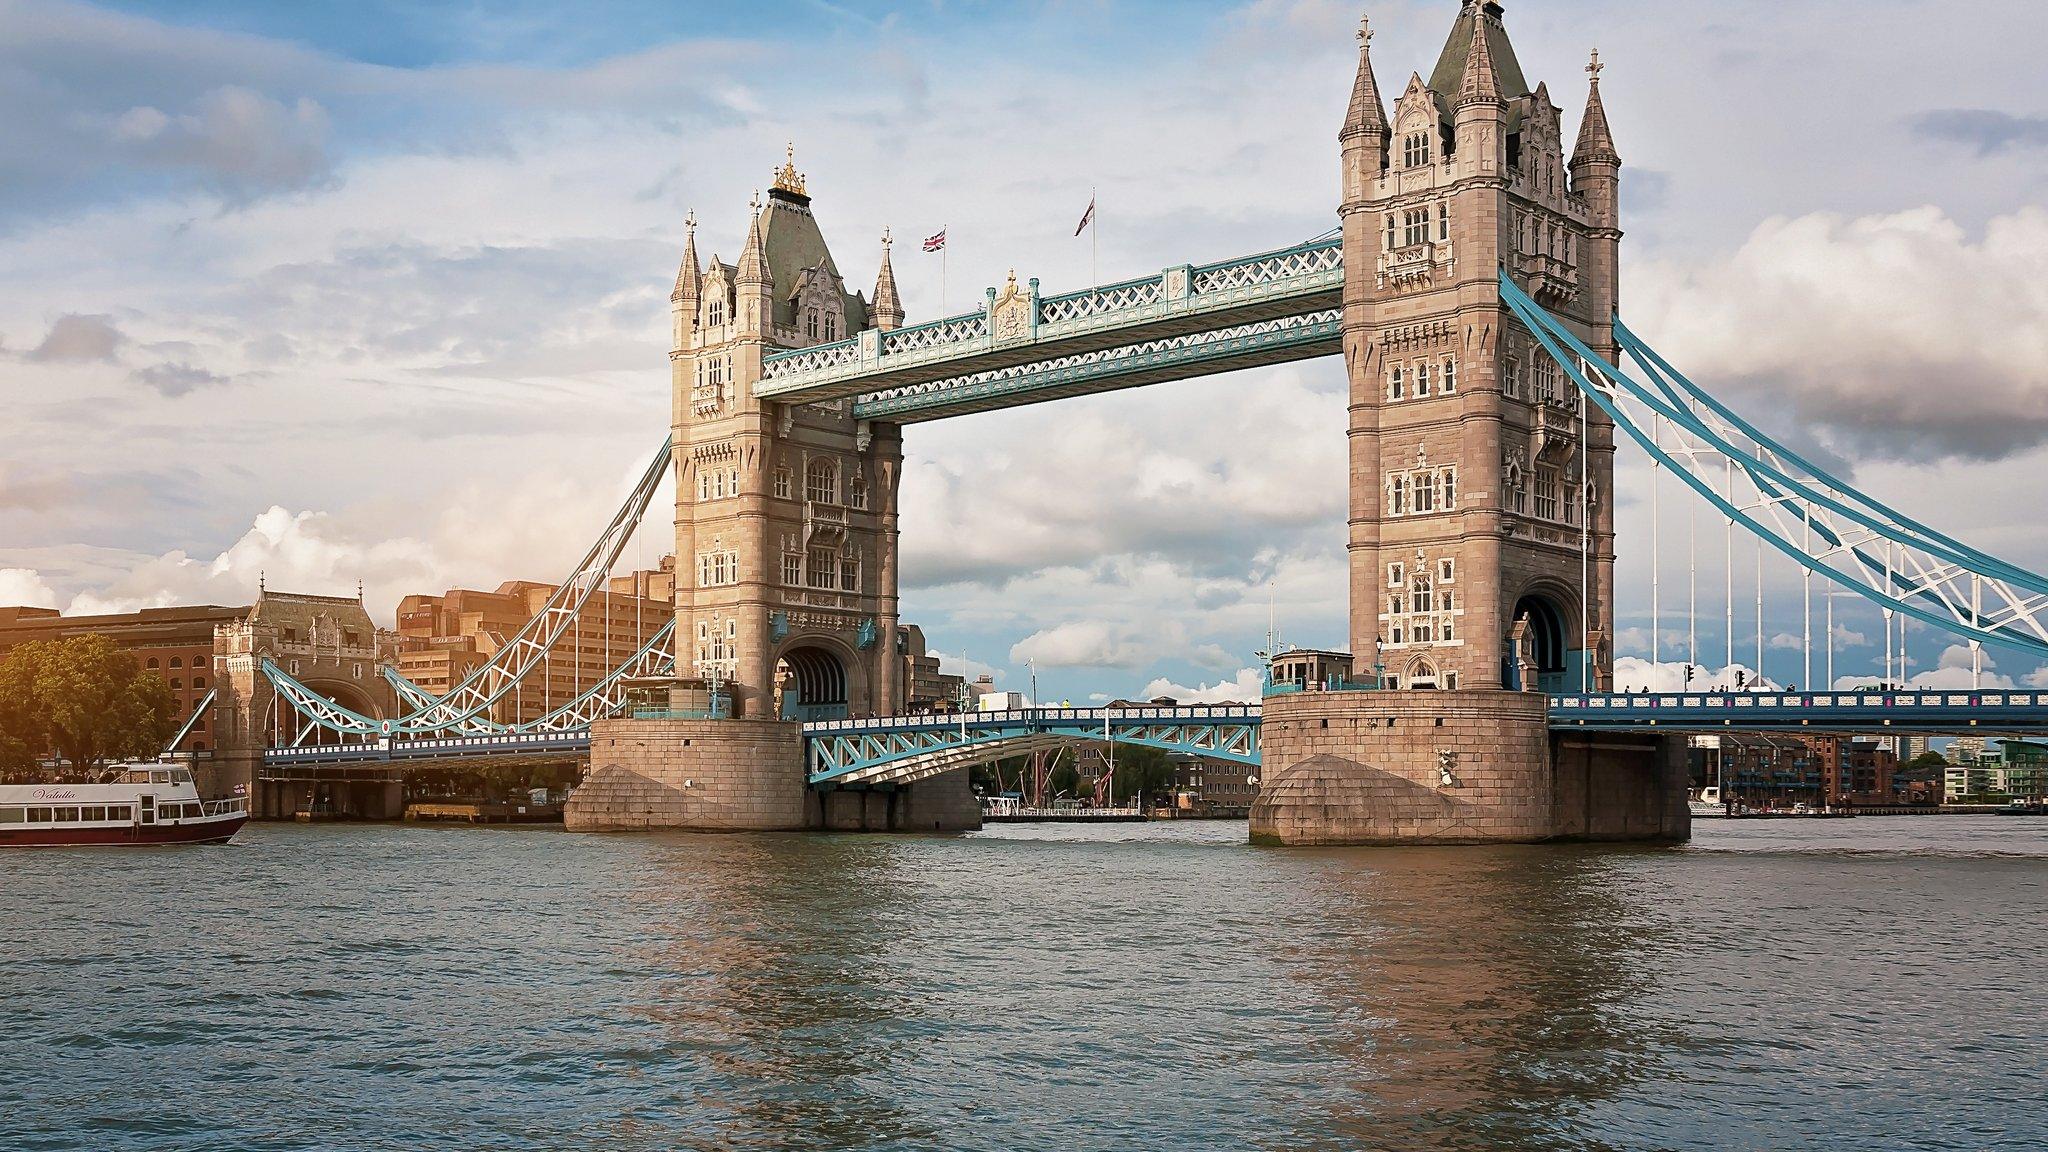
[567,716,808,832]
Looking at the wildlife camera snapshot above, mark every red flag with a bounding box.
[923,228,947,253]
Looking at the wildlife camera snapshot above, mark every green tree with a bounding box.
[1905,750,1949,770]
[1105,744,1176,804]
[0,635,177,779]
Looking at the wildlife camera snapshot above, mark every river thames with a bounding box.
[3,818,2043,1151]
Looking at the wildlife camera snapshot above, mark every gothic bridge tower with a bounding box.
[1255,2,1685,846]
[668,150,908,721]
[1340,0,1619,696]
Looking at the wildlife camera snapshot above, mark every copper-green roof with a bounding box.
[1427,4,1532,129]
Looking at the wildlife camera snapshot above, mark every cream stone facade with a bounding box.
[669,152,908,721]
[1341,0,1619,695]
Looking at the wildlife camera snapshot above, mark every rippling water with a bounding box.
[3,817,2044,1150]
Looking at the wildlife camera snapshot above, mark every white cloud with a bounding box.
[2025,667,2048,689]
[0,568,59,609]
[1138,667,1264,705]
[1612,657,1773,693]
[1010,621,1154,671]
[1635,207,2048,461]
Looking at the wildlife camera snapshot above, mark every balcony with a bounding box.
[1380,241,1452,292]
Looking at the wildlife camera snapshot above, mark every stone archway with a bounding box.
[777,644,850,721]
[1510,593,1572,693]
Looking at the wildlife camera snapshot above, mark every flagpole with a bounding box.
[941,226,948,315]
[1091,185,1098,286]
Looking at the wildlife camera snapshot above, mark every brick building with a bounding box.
[0,603,247,755]
[393,560,676,726]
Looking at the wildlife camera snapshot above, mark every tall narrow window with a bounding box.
[1441,358,1456,393]
[1416,471,1439,514]
[1442,467,1457,509]
[1415,364,1432,398]
[1403,132,1432,168]
[848,471,869,510]
[1385,213,1397,251]
[840,556,861,592]
[805,458,838,504]
[1437,202,1449,241]
[1389,367,1405,401]
[773,467,792,499]
[1388,562,1405,587]
[1404,209,1429,247]
[1389,475,1409,516]
[782,553,801,586]
[806,545,837,590]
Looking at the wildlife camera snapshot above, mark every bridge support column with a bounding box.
[1250,690,1687,846]
[568,717,808,832]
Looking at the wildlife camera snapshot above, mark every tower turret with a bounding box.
[672,209,701,353]
[734,192,772,336]
[871,228,905,332]
[1341,14,1391,200]
[1453,0,1508,179]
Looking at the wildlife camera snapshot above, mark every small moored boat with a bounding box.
[0,764,248,847]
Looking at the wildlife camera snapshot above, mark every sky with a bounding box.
[1,0,2046,705]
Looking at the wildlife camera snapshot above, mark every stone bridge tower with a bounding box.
[670,152,907,721]
[1340,0,1618,695]
[1254,2,1685,846]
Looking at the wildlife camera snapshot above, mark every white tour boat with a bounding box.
[0,763,248,847]
[1688,785,1727,818]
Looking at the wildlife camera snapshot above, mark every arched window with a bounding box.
[706,297,726,327]
[170,657,183,669]
[194,676,207,690]
[170,678,182,690]
[1403,132,1432,169]
[146,658,159,670]
[805,457,838,504]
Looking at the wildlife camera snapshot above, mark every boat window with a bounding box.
[82,806,105,821]
[105,806,130,821]
[128,769,151,784]
[151,771,171,785]
[173,770,192,784]
[55,807,80,822]
[0,807,23,822]
[27,807,51,822]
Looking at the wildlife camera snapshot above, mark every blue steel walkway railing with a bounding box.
[803,705,1263,788]
[755,238,1343,415]
[1551,689,2048,732]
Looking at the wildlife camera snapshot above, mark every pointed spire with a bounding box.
[872,227,904,331]
[736,190,769,286]
[672,209,701,305]
[1457,3,1503,107]
[1572,48,1620,166]
[1340,13,1390,144]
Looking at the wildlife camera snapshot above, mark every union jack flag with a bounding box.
[922,228,947,253]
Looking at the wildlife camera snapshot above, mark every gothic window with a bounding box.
[773,467,792,499]
[840,556,861,593]
[1503,356,1522,400]
[1388,475,1409,516]
[1403,208,1429,247]
[806,545,837,590]
[1388,367,1404,401]
[1385,213,1397,251]
[1443,467,1457,509]
[1415,471,1439,514]
[1535,357,1560,404]
[805,457,838,504]
[806,312,818,340]
[824,314,838,341]
[706,297,725,327]
[1389,596,1404,616]
[1441,358,1457,393]
[1437,202,1449,241]
[1439,558,1456,584]
[1403,132,1432,169]
[712,471,726,499]
[1413,575,1434,614]
[697,471,710,501]
[1507,465,1528,514]
[848,471,868,510]
[1415,363,1432,398]
[1388,562,1405,587]
[782,553,801,586]
[1535,468,1560,521]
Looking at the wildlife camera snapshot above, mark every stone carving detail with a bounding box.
[991,271,1032,344]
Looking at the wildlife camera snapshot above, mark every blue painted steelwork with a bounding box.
[264,437,674,739]
[803,705,1262,788]
[852,311,1341,423]
[1501,272,2048,658]
[1552,689,2048,733]
[263,729,592,767]
[164,688,215,755]
[756,238,1343,405]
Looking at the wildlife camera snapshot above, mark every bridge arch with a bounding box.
[269,677,383,746]
[1510,587,1575,694]
[775,637,865,721]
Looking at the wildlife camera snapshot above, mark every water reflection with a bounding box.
[623,833,939,1151]
[1278,845,1680,1151]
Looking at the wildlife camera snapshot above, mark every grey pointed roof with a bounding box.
[1428,2,1531,128]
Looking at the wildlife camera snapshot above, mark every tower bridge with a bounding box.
[208,1,2048,842]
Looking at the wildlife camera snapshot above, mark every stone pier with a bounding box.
[564,716,979,833]
[1249,689,1687,846]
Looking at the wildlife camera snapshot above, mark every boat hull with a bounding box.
[0,815,247,847]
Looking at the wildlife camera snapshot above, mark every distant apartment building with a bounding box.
[1691,733,1898,806]
[0,603,247,755]
[1948,738,2048,801]
[393,558,676,726]
[897,624,964,712]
